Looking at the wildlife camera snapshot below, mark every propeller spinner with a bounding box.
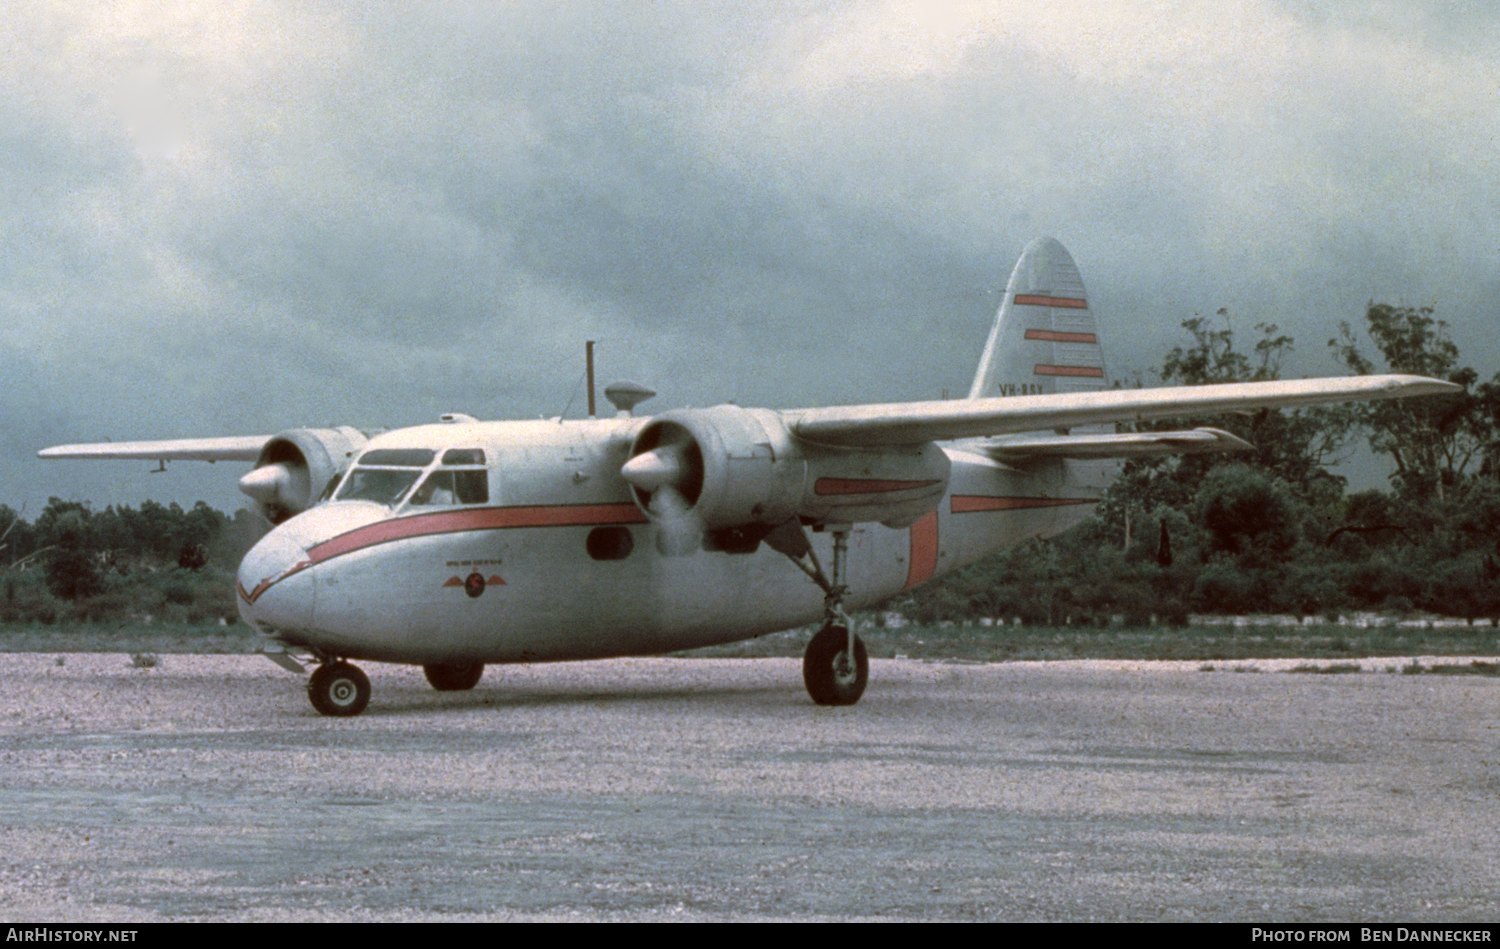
[621,429,705,556]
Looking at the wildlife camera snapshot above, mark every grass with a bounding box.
[4,620,1500,663]
[0,622,261,655]
[1286,662,1364,674]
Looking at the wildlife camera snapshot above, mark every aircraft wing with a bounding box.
[37,436,272,463]
[784,375,1460,448]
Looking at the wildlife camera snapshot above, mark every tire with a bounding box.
[802,623,868,706]
[423,662,485,691]
[308,661,371,717]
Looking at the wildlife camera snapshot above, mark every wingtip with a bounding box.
[1389,375,1464,396]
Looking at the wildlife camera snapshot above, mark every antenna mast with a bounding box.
[586,340,597,418]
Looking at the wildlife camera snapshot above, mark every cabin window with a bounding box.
[586,526,634,561]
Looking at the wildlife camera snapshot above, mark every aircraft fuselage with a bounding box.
[236,416,1104,664]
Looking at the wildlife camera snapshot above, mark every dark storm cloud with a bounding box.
[4,0,1497,512]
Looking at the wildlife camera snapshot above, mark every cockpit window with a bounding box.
[335,468,422,506]
[408,469,488,506]
[319,474,342,502]
[441,448,485,466]
[332,445,487,508]
[358,448,436,467]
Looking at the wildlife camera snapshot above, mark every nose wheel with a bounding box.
[308,661,371,717]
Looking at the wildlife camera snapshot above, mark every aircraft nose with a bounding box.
[236,528,316,633]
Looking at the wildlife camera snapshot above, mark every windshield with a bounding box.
[335,468,423,506]
[332,446,490,508]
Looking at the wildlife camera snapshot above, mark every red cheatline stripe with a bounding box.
[1034,364,1105,377]
[308,503,648,564]
[1024,329,1097,344]
[904,510,939,591]
[241,503,648,603]
[814,477,941,496]
[951,496,1096,514]
[1014,294,1087,309]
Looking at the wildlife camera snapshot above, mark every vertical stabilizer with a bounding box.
[967,238,1110,400]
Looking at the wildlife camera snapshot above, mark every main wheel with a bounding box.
[803,623,868,706]
[308,661,371,717]
[423,661,484,691]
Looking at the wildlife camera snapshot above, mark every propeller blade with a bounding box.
[648,485,703,556]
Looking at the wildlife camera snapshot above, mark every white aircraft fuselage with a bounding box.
[237,416,1104,664]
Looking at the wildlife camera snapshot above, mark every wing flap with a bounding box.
[38,436,272,463]
[786,375,1459,447]
[979,427,1253,463]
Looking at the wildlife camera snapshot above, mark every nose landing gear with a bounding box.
[308,661,371,717]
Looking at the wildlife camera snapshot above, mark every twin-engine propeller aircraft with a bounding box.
[41,239,1458,716]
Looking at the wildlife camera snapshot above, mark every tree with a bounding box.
[1193,464,1299,557]
[1163,311,1288,384]
[1162,313,1353,490]
[1097,313,1351,549]
[43,510,100,601]
[1331,303,1486,501]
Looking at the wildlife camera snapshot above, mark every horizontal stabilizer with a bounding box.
[786,375,1461,447]
[38,435,271,463]
[979,427,1253,463]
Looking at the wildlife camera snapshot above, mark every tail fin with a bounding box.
[967,237,1111,400]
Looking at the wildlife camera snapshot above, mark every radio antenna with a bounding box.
[586,340,597,418]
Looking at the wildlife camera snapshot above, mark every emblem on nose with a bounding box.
[443,572,505,596]
[464,571,486,598]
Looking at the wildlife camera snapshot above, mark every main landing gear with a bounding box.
[424,662,485,691]
[803,621,868,705]
[767,522,869,706]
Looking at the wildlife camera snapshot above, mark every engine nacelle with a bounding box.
[239,427,368,523]
[629,406,804,531]
[625,406,949,551]
[797,441,950,528]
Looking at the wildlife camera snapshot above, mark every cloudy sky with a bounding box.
[3,0,1497,516]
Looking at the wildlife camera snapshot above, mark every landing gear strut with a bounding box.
[770,523,869,706]
[308,661,371,717]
